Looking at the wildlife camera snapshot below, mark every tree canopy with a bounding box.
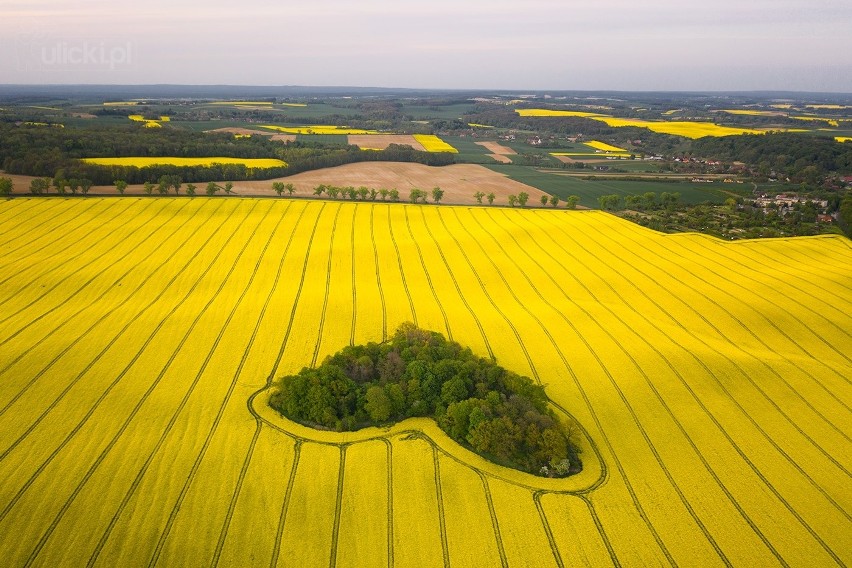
[269,323,581,477]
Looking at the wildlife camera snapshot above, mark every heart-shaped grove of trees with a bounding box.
[269,323,582,478]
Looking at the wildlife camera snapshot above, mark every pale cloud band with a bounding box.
[1,0,850,91]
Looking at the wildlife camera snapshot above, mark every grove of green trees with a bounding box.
[269,323,581,477]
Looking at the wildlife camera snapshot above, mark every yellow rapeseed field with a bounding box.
[0,198,849,566]
[413,134,458,153]
[517,109,767,138]
[81,157,286,168]
[260,125,379,135]
[584,140,628,153]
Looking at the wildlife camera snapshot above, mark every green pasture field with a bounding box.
[401,103,477,120]
[487,165,744,208]
[439,136,495,164]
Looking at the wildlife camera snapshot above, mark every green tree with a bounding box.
[565,195,580,209]
[369,188,378,200]
[365,385,392,422]
[474,191,485,204]
[839,194,852,237]
[185,183,196,196]
[68,179,80,194]
[313,184,326,196]
[410,188,426,203]
[157,176,170,195]
[379,188,389,200]
[224,182,234,194]
[205,182,220,196]
[285,183,296,196]
[508,194,518,207]
[550,195,560,207]
[540,195,548,206]
[486,192,495,205]
[0,177,12,196]
[143,181,155,195]
[518,192,529,207]
[53,177,67,195]
[431,187,444,204]
[327,186,340,199]
[272,182,285,196]
[114,180,128,195]
[389,189,400,201]
[357,186,370,200]
[29,178,50,195]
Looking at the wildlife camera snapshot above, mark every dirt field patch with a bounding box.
[347,134,426,151]
[2,163,548,205]
[475,141,517,155]
[227,162,548,204]
[487,154,513,164]
[205,127,274,136]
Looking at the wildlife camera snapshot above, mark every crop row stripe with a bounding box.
[487,208,788,566]
[402,206,452,340]
[527,210,846,565]
[0,199,165,354]
[385,205,417,326]
[571,213,852,479]
[349,205,358,346]
[209,202,312,568]
[0,199,199,420]
[0,198,106,276]
[433,208,612,568]
[369,205,388,342]
[464,208,730,566]
[490,208,789,565]
[0,198,128,311]
[270,441,302,568]
[141,201,291,568]
[21,200,263,566]
[311,203,343,367]
[0,199,202,460]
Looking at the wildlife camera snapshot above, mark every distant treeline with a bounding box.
[0,123,453,184]
[690,133,852,177]
[464,107,852,177]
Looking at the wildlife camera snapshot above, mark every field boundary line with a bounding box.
[328,445,347,568]
[369,205,388,342]
[431,444,450,568]
[478,472,509,568]
[386,206,417,326]
[311,203,342,367]
[402,206,451,339]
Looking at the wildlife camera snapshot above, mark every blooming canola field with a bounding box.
[0,198,850,567]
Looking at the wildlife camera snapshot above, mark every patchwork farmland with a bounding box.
[0,198,850,567]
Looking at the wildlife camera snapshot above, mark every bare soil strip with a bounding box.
[347,135,426,151]
[475,141,517,155]
[2,163,548,205]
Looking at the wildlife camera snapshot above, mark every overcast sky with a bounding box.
[2,0,851,91]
